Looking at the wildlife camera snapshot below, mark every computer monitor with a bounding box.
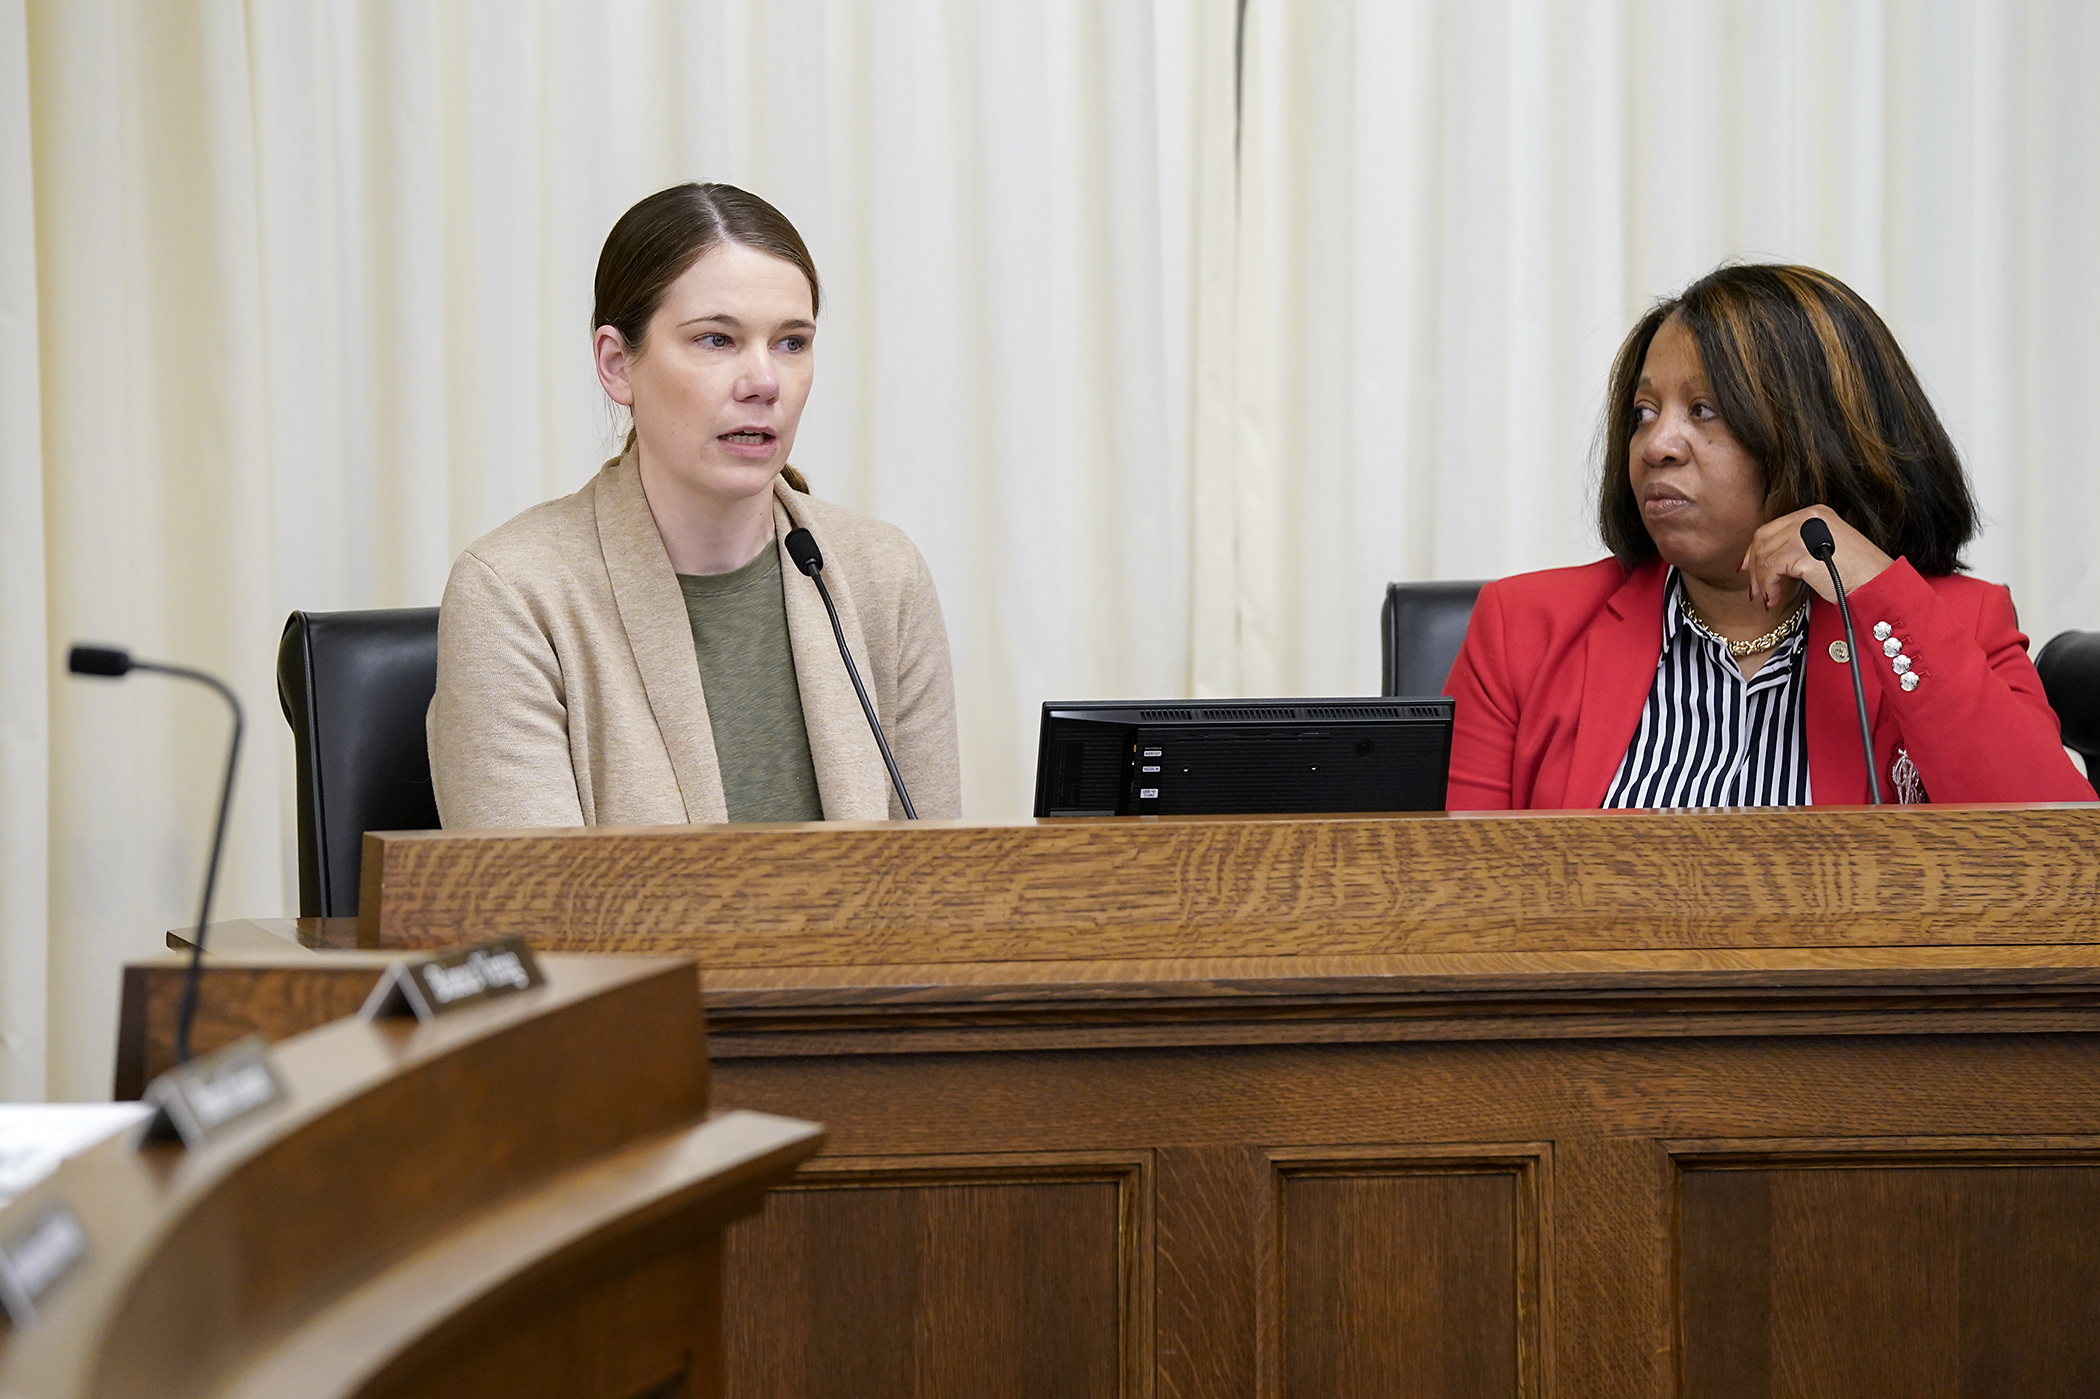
[1033,697,1454,817]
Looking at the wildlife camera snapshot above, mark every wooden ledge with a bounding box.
[218,1110,820,1399]
[358,806,2100,961]
[124,937,2100,1079]
[696,944,2100,1055]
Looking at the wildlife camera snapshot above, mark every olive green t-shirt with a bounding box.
[675,546,824,822]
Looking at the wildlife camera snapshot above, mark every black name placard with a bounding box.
[361,935,544,1023]
[139,1034,288,1151]
[0,1202,88,1325]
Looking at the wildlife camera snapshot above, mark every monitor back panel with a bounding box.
[1034,699,1453,817]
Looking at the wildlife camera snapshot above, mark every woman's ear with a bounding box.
[594,326,637,407]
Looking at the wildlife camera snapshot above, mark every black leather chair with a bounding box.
[1381,581,1486,697]
[2036,629,2100,778]
[277,608,442,916]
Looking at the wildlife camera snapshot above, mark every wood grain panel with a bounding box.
[118,942,2100,1090]
[720,1155,1150,1399]
[1267,1150,1542,1399]
[336,1228,710,1399]
[359,808,2100,961]
[1678,1144,2100,1399]
[114,956,392,1098]
[1155,1146,1265,1399]
[1554,1137,1670,1399]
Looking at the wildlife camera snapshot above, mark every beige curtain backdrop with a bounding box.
[3,0,2095,1100]
[1221,0,2100,698]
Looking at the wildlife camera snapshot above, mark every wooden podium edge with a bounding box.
[354,807,2100,961]
[221,1109,822,1399]
[0,955,715,1397]
[113,939,2100,1083]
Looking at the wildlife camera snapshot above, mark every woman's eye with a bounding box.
[778,336,808,353]
[699,333,732,349]
[1633,404,1658,425]
[1692,401,1718,420]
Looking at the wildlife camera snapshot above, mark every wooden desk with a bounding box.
[17,954,821,1398]
[136,808,2100,1398]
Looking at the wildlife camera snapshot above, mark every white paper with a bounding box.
[0,1104,154,1207]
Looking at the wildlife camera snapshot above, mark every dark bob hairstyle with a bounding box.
[1597,264,1977,575]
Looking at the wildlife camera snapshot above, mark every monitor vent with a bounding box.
[1304,705,1404,720]
[1139,708,1195,722]
[1205,706,1299,721]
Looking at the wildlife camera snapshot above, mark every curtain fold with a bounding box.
[1,0,49,1100]
[28,0,288,1102]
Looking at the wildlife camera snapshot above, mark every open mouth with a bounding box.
[717,429,779,460]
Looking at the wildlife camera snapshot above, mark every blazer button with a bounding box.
[1900,672,1920,692]
[1882,637,1904,658]
[1873,621,1894,641]
[1891,654,1911,675]
[1829,640,1851,662]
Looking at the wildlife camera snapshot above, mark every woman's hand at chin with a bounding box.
[1742,505,1896,607]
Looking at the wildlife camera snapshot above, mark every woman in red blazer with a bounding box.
[1444,264,2093,810]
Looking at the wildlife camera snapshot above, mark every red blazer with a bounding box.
[1443,555,2094,809]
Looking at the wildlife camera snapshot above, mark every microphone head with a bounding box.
[1799,516,1837,561]
[784,528,824,577]
[69,644,134,677]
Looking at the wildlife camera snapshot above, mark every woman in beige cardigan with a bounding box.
[429,184,961,829]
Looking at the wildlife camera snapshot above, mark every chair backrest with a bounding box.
[2036,629,2100,776]
[1381,581,1486,698]
[277,608,442,917]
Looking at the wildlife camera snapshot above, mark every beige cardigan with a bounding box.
[428,455,961,829]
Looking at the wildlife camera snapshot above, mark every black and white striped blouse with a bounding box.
[1602,569,1813,808]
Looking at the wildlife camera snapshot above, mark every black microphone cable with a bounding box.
[1799,519,1883,805]
[68,645,245,1061]
[782,528,919,819]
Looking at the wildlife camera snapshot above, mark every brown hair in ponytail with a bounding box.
[594,183,818,493]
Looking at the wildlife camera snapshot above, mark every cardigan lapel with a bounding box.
[1562,559,1669,807]
[772,483,890,819]
[1802,593,1884,804]
[593,454,730,823]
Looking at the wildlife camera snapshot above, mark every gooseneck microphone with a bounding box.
[68,645,246,1061]
[782,528,919,819]
[1799,519,1883,805]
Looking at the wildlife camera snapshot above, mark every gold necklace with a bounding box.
[1680,592,1809,657]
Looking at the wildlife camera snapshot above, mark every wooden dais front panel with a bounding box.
[707,1034,2100,1399]
[139,809,2100,1398]
[1273,1151,1539,1399]
[1679,1141,2100,1399]
[721,1154,1147,1399]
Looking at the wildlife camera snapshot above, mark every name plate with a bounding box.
[0,1203,89,1325]
[139,1035,288,1150]
[361,935,544,1023]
